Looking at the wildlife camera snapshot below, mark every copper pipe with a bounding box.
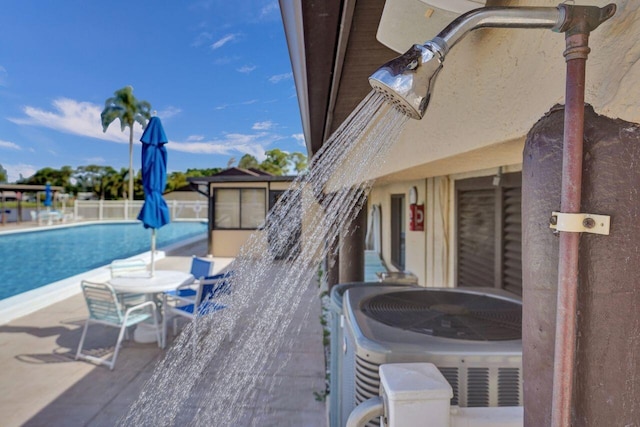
[551,31,589,427]
[551,4,615,426]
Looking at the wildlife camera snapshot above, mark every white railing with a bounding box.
[73,199,208,221]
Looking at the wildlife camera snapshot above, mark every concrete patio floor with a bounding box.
[0,238,328,426]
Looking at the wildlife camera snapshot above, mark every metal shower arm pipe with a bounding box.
[434,6,565,53]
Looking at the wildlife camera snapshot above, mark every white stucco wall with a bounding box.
[368,164,522,289]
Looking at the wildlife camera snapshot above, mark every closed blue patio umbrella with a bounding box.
[137,116,170,276]
[44,182,52,208]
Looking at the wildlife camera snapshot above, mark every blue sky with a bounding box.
[0,1,304,182]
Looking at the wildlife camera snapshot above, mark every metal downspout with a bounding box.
[551,5,616,427]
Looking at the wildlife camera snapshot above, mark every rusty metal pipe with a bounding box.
[551,5,615,426]
[551,32,589,427]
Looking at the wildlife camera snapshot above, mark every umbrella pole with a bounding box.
[151,229,156,277]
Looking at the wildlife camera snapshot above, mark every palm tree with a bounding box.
[100,86,152,201]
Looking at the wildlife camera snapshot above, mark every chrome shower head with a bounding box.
[369,40,446,120]
[368,5,581,119]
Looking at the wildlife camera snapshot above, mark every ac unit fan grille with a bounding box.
[361,290,521,341]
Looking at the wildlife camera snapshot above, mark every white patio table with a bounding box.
[109,270,195,342]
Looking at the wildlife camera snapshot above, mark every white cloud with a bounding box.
[237,65,256,74]
[260,2,279,19]
[269,72,293,84]
[5,163,36,183]
[211,33,238,50]
[8,98,140,144]
[187,134,205,142]
[191,31,213,47]
[252,121,274,131]
[0,139,20,150]
[214,55,241,65]
[292,133,305,146]
[8,98,142,144]
[168,131,284,162]
[157,106,182,119]
[215,99,258,110]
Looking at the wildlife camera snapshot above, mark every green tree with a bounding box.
[288,152,307,174]
[102,168,129,199]
[21,166,73,188]
[185,167,223,178]
[0,164,8,183]
[166,171,188,192]
[260,148,289,175]
[238,154,259,170]
[73,165,117,199]
[100,86,152,201]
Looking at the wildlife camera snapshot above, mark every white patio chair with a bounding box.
[110,258,148,277]
[76,280,161,370]
[110,258,148,307]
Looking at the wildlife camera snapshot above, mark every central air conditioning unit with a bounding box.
[340,286,522,427]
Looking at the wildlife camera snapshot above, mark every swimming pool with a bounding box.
[0,221,208,300]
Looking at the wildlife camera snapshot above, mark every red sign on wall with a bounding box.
[409,204,424,231]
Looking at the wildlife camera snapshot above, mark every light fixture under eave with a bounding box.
[377,0,487,53]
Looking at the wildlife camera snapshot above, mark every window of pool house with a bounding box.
[214,188,266,229]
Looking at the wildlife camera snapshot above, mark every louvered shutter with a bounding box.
[457,189,496,288]
[502,185,522,296]
[456,173,522,295]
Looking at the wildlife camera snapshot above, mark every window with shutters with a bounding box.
[390,194,405,270]
[455,172,522,296]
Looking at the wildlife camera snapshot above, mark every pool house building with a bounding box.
[188,167,296,257]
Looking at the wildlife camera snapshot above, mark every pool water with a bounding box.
[0,221,208,300]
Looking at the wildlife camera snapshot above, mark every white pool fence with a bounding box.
[73,199,208,221]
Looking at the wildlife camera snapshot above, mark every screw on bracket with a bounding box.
[582,217,596,229]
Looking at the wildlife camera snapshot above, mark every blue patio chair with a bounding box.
[191,256,215,281]
[163,256,214,300]
[76,280,161,370]
[161,271,233,348]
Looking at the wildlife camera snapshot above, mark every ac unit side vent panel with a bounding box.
[498,368,521,406]
[467,368,490,407]
[439,367,460,406]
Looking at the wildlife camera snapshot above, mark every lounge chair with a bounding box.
[161,271,232,349]
[76,280,161,370]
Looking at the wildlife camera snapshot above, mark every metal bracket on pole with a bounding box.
[549,211,610,235]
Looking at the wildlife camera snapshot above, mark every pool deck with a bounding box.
[0,233,328,426]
